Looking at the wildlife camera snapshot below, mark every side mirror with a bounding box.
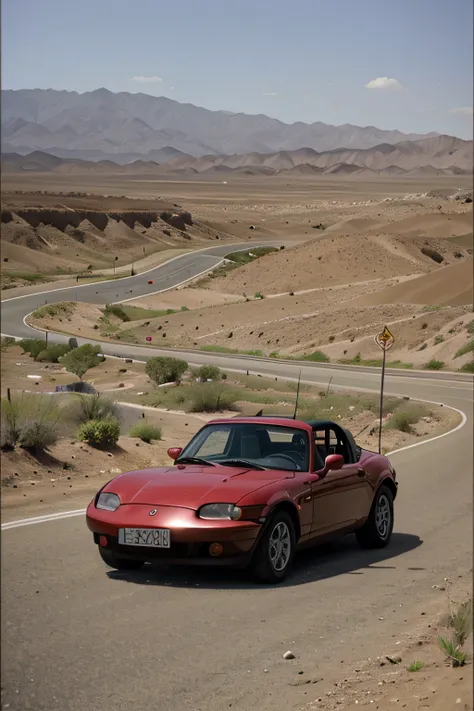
[325,453,344,471]
[167,447,183,461]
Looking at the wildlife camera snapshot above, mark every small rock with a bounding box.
[283,651,295,660]
[386,655,402,664]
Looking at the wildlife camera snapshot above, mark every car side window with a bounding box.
[313,430,326,470]
[327,427,352,464]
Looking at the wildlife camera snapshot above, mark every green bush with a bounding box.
[423,359,445,370]
[19,338,47,359]
[300,350,330,363]
[454,340,474,358]
[60,344,104,380]
[192,364,222,382]
[104,304,130,322]
[460,361,474,373]
[387,403,428,433]
[36,344,71,363]
[77,417,120,448]
[1,336,16,351]
[129,422,162,443]
[145,356,188,385]
[68,394,119,424]
[0,393,62,450]
[186,383,238,413]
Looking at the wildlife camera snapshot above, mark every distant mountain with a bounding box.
[1,88,440,162]
[2,135,471,177]
[163,135,473,175]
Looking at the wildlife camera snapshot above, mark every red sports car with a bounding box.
[86,416,398,583]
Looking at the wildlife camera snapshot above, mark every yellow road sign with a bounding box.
[375,325,395,351]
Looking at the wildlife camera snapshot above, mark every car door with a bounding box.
[310,427,373,535]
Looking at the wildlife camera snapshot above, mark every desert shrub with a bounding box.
[386,403,427,433]
[68,394,119,424]
[186,383,238,413]
[1,336,16,351]
[36,343,71,363]
[421,247,444,264]
[460,361,474,373]
[19,338,47,359]
[104,304,130,322]
[301,350,330,363]
[129,422,162,443]
[434,335,444,345]
[77,417,120,448]
[423,359,445,370]
[60,344,104,380]
[454,339,474,358]
[145,356,188,385]
[0,393,62,450]
[192,364,222,382]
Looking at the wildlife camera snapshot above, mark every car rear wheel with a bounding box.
[99,547,145,571]
[251,510,296,583]
[356,484,394,549]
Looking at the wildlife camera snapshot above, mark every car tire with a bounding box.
[250,510,296,584]
[355,484,394,549]
[99,547,145,571]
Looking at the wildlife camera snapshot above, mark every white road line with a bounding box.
[0,245,231,303]
[1,243,273,304]
[2,509,87,530]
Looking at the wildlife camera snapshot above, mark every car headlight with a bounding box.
[198,503,242,520]
[96,492,121,511]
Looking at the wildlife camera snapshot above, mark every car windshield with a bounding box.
[177,422,310,471]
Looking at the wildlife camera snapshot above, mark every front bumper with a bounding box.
[86,502,262,567]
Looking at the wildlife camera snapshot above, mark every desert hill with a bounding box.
[2,133,472,178]
[205,228,472,296]
[0,203,220,286]
[1,88,439,161]
[352,258,473,307]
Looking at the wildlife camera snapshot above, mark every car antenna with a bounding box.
[292,371,302,419]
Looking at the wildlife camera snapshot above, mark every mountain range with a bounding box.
[1,88,442,162]
[2,134,472,177]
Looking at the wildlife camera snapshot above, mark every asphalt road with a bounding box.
[1,247,473,711]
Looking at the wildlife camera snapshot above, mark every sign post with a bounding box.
[374,325,395,454]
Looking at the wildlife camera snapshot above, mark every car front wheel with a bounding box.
[99,547,145,571]
[356,484,394,549]
[251,510,296,583]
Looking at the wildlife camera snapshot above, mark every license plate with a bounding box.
[118,528,171,548]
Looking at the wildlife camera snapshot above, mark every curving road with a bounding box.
[1,246,473,711]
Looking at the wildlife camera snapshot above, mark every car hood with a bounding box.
[104,465,294,509]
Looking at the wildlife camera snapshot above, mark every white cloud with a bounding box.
[129,76,162,83]
[263,91,277,96]
[365,77,402,90]
[449,106,473,116]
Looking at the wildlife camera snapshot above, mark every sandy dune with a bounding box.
[206,232,470,296]
[353,258,473,307]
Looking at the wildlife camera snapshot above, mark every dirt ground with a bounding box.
[299,584,473,711]
[11,174,471,371]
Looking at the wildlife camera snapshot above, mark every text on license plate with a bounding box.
[118,528,171,548]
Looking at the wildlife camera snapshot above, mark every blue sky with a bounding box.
[2,0,473,138]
